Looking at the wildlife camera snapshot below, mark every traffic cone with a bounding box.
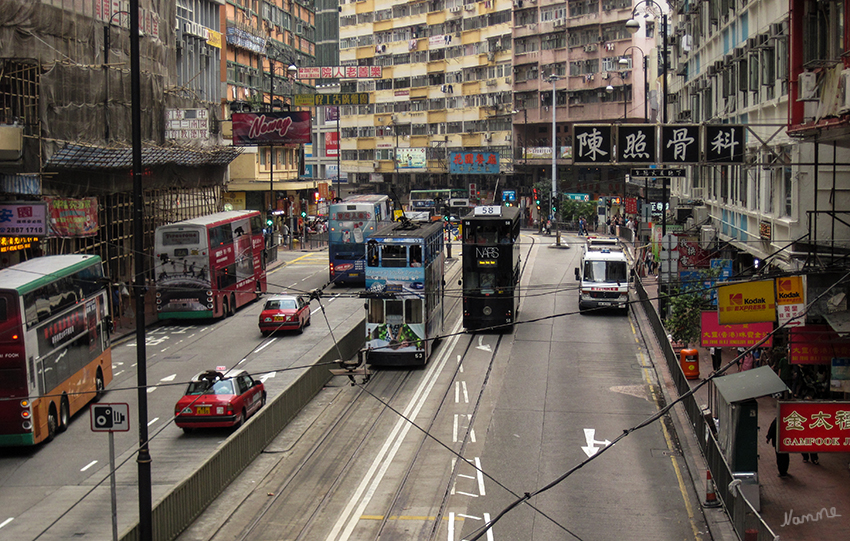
[704,470,721,508]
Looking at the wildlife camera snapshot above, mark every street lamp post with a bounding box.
[547,74,562,246]
[626,0,668,236]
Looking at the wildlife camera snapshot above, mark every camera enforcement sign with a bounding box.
[90,403,130,432]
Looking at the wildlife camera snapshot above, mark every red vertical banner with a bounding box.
[325,132,339,157]
[625,197,638,214]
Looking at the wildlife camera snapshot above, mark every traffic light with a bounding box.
[266,212,274,227]
[300,209,307,218]
[313,190,320,203]
[533,188,540,207]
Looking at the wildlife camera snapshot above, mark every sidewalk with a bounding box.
[639,271,850,539]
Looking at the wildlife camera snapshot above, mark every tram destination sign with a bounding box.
[631,168,686,178]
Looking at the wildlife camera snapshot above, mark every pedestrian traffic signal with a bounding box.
[300,210,307,218]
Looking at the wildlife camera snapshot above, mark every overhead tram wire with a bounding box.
[463,267,850,540]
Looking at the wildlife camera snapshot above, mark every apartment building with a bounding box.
[664,0,850,274]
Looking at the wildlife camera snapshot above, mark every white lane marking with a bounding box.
[457,474,475,480]
[255,337,276,352]
[453,414,458,442]
[289,283,298,288]
[457,513,480,520]
[327,319,464,541]
[454,382,460,403]
[160,374,176,382]
[114,370,124,377]
[147,418,159,427]
[476,336,491,352]
[483,512,494,541]
[80,460,97,472]
[114,362,124,366]
[447,512,454,540]
[458,353,464,373]
[475,456,486,496]
[456,491,478,497]
[146,387,157,394]
[188,334,196,338]
[160,347,170,353]
[0,518,12,529]
[461,381,469,403]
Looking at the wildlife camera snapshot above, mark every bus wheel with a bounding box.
[222,297,230,318]
[58,396,70,433]
[46,405,58,442]
[229,294,236,316]
[95,368,105,400]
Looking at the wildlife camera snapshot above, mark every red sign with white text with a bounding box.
[776,401,850,453]
[789,325,850,364]
[700,310,773,348]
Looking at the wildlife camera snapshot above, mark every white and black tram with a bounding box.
[460,205,521,331]
[363,219,445,367]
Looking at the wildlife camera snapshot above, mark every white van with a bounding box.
[574,245,631,313]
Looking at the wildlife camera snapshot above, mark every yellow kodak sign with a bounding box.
[717,280,777,325]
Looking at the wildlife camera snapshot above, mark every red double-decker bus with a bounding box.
[154,210,268,319]
[0,255,113,446]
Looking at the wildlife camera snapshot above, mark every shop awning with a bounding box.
[46,143,243,170]
[714,365,788,404]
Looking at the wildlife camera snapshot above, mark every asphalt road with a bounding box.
[0,250,364,540]
[178,234,706,541]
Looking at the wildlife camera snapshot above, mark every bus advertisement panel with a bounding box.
[155,211,266,319]
[0,255,113,446]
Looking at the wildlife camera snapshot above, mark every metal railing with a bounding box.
[634,276,778,540]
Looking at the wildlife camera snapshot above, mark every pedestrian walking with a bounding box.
[281,223,290,247]
[766,418,790,477]
[710,347,723,371]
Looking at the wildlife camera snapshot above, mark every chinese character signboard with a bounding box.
[700,311,773,348]
[661,125,700,164]
[573,125,612,163]
[789,325,850,364]
[617,125,656,163]
[0,236,36,253]
[449,151,500,174]
[47,197,98,237]
[325,132,338,157]
[396,148,427,170]
[165,108,210,140]
[297,66,383,79]
[232,112,312,145]
[776,275,806,328]
[293,93,370,107]
[0,202,48,237]
[776,401,850,453]
[705,125,745,164]
[717,279,776,324]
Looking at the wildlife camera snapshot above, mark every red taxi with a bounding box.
[258,294,311,336]
[174,369,266,433]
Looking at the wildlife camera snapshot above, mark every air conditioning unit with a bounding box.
[601,71,609,79]
[798,71,818,101]
[700,224,716,250]
[486,78,497,86]
[372,162,379,168]
[693,206,709,225]
[450,6,461,13]
[585,44,597,52]
[553,18,565,27]
[464,4,475,10]
[839,69,850,113]
[485,132,493,141]
[504,76,512,84]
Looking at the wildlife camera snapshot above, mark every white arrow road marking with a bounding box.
[259,372,276,384]
[80,460,97,472]
[160,374,176,382]
[476,336,491,352]
[581,428,611,457]
[0,518,13,529]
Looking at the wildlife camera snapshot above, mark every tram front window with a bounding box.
[386,300,404,325]
[405,298,423,323]
[368,299,385,323]
[466,272,496,295]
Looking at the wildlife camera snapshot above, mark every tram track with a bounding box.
[194,233,539,541]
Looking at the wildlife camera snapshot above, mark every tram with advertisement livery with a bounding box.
[362,219,445,367]
[460,206,522,331]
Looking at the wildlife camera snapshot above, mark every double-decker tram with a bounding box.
[409,188,469,216]
[363,220,445,367]
[154,210,267,320]
[460,206,522,331]
[0,255,113,446]
[328,194,393,284]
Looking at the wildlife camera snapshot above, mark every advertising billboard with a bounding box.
[231,112,312,145]
[396,148,427,170]
[717,280,777,325]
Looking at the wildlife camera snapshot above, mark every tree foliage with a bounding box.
[663,268,721,347]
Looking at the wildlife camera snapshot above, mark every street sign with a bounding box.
[90,403,130,432]
[630,168,686,178]
[565,193,589,201]
[292,93,370,106]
